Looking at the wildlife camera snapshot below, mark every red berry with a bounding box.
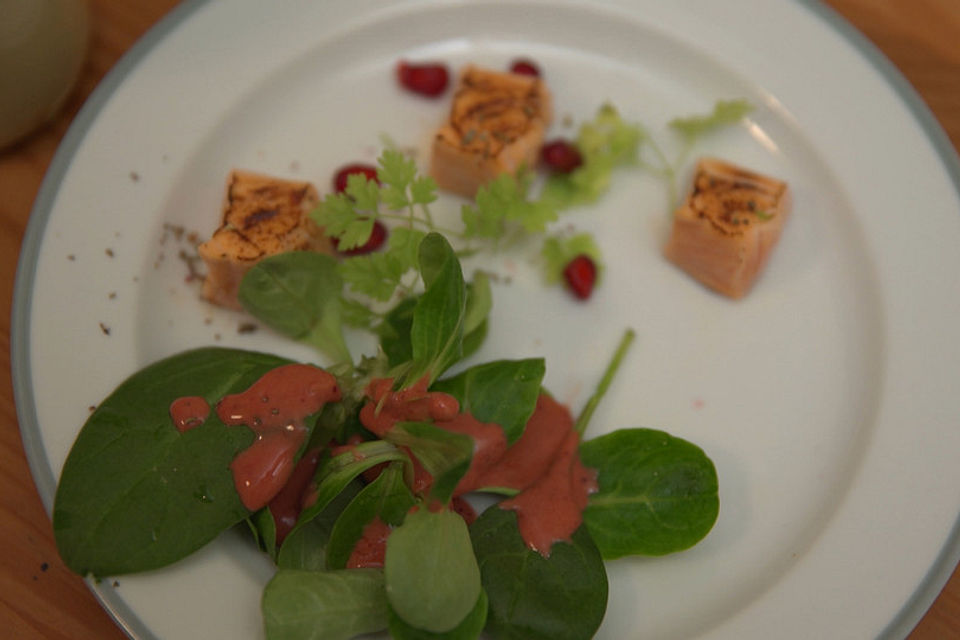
[333,163,379,194]
[397,61,449,97]
[336,220,388,256]
[509,59,540,77]
[541,139,583,173]
[563,254,597,300]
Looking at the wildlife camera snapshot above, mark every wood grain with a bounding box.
[1,1,958,637]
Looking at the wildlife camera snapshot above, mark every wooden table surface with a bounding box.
[1,1,959,637]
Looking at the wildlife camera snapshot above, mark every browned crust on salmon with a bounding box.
[430,65,552,197]
[197,170,332,309]
[664,158,791,298]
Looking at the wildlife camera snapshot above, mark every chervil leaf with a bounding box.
[462,173,557,240]
[311,173,383,251]
[541,232,603,285]
[344,172,381,212]
[338,227,426,301]
[336,218,375,252]
[312,193,358,236]
[377,149,419,210]
[377,148,418,189]
[409,175,438,207]
[460,202,502,240]
[669,99,753,141]
[387,226,427,269]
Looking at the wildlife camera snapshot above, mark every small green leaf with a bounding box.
[462,272,492,337]
[375,297,418,368]
[338,228,427,302]
[462,174,557,240]
[579,428,719,558]
[405,233,467,385]
[238,252,352,364]
[344,172,381,213]
[325,462,415,569]
[668,99,753,141]
[262,569,388,640]
[409,175,439,207]
[386,507,481,633]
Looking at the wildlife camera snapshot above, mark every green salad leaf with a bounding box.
[386,506,482,633]
[470,507,608,640]
[432,359,545,445]
[403,233,467,386]
[276,481,361,571]
[238,252,351,364]
[580,428,719,558]
[53,348,296,576]
[325,462,415,570]
[262,568,388,640]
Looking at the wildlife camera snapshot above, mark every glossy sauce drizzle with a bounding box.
[169,396,210,433]
[359,379,595,557]
[215,364,341,511]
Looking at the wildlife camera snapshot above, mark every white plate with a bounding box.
[13,0,960,638]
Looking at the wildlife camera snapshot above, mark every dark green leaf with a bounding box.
[248,506,278,560]
[325,462,415,569]
[462,271,492,337]
[460,318,488,362]
[277,481,361,571]
[406,233,466,385]
[53,348,293,576]
[385,507,481,633]
[287,440,409,541]
[375,296,417,368]
[579,428,719,558]
[262,568,388,640]
[470,507,607,640]
[377,271,490,372]
[432,359,544,445]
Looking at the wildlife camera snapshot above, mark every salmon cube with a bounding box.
[197,170,332,309]
[430,65,552,197]
[664,158,791,298]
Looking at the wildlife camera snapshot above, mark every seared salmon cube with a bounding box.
[664,158,791,299]
[430,65,552,197]
[197,170,332,309]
